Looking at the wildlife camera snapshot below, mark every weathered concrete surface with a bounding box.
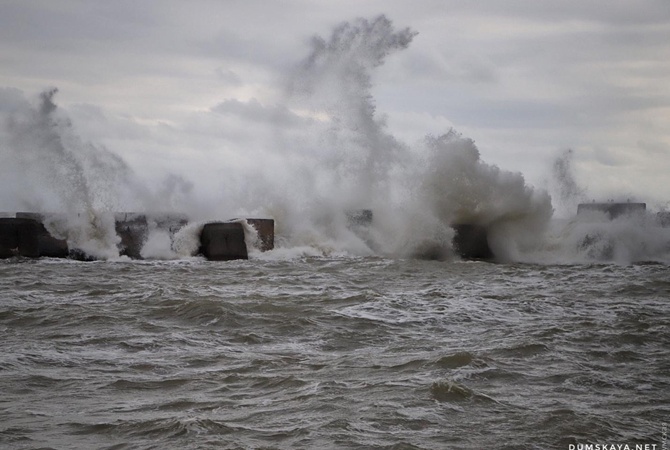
[36,225,69,257]
[18,212,98,259]
[199,222,248,260]
[452,224,493,260]
[577,202,646,219]
[16,212,70,258]
[245,218,274,251]
[0,218,40,258]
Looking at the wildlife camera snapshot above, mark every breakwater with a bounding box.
[0,211,493,261]
[0,213,274,261]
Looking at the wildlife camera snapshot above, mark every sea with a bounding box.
[1,14,669,450]
[1,251,668,449]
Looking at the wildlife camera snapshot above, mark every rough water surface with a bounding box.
[1,257,668,449]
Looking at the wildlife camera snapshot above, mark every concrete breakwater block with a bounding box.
[15,213,69,257]
[18,211,121,259]
[17,212,105,259]
[245,218,274,251]
[199,222,248,260]
[13,214,70,258]
[0,218,41,258]
[452,224,493,260]
[35,224,69,257]
[2,213,260,261]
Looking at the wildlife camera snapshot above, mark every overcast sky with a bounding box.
[1,0,669,212]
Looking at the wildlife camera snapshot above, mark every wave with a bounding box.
[1,16,667,265]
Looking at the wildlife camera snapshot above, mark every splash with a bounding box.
[3,16,665,264]
[549,149,588,218]
[269,15,668,264]
[287,14,415,205]
[1,89,126,258]
[531,210,670,264]
[270,16,553,260]
[530,151,670,264]
[264,16,418,234]
[0,89,207,259]
[418,132,553,261]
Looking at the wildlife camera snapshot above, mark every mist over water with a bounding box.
[0,15,668,264]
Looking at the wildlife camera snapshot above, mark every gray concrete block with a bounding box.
[0,218,40,258]
[199,222,248,260]
[16,212,70,258]
[452,224,493,260]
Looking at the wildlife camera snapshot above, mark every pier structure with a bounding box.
[0,213,274,261]
[0,209,494,261]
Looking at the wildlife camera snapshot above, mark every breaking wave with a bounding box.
[0,16,667,264]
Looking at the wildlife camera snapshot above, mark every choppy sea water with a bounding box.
[1,256,668,449]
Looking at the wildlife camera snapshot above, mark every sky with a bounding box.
[1,0,669,214]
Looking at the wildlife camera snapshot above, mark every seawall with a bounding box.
[0,213,274,261]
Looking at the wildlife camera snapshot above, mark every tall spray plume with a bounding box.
[260,15,554,259]
[0,88,195,259]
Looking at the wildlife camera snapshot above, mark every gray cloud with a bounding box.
[442,0,670,26]
[0,0,668,210]
[211,98,308,127]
